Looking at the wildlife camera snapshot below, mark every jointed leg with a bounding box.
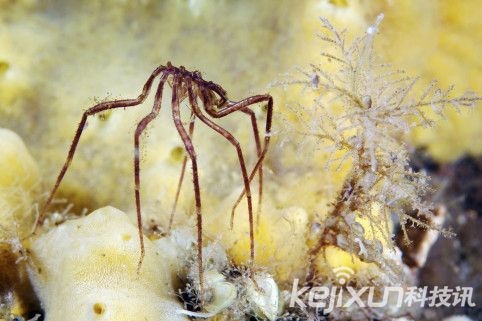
[209,96,273,229]
[231,140,271,225]
[172,77,205,295]
[34,66,167,234]
[133,74,168,272]
[187,79,255,268]
[240,108,263,226]
[168,111,196,233]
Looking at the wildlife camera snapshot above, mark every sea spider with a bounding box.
[34,62,273,295]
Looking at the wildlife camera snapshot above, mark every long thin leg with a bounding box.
[231,143,270,226]
[208,95,273,118]
[241,108,263,226]
[209,96,274,229]
[133,74,168,273]
[171,76,205,296]
[187,79,255,268]
[34,66,167,234]
[167,111,196,233]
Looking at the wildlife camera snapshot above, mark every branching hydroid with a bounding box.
[276,13,480,280]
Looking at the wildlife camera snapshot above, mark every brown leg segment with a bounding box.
[241,108,263,226]
[209,96,273,230]
[171,76,205,295]
[231,141,271,222]
[187,79,255,268]
[168,111,196,233]
[133,74,168,273]
[35,66,167,234]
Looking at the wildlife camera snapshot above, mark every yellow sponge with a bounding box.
[27,206,187,321]
[205,190,309,283]
[0,128,40,318]
[0,127,39,238]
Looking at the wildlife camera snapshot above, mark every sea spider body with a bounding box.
[35,62,273,297]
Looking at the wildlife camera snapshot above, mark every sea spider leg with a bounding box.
[133,73,168,272]
[241,108,263,225]
[171,75,205,295]
[207,96,273,229]
[34,66,166,234]
[167,110,195,233]
[230,145,270,226]
[187,78,255,268]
